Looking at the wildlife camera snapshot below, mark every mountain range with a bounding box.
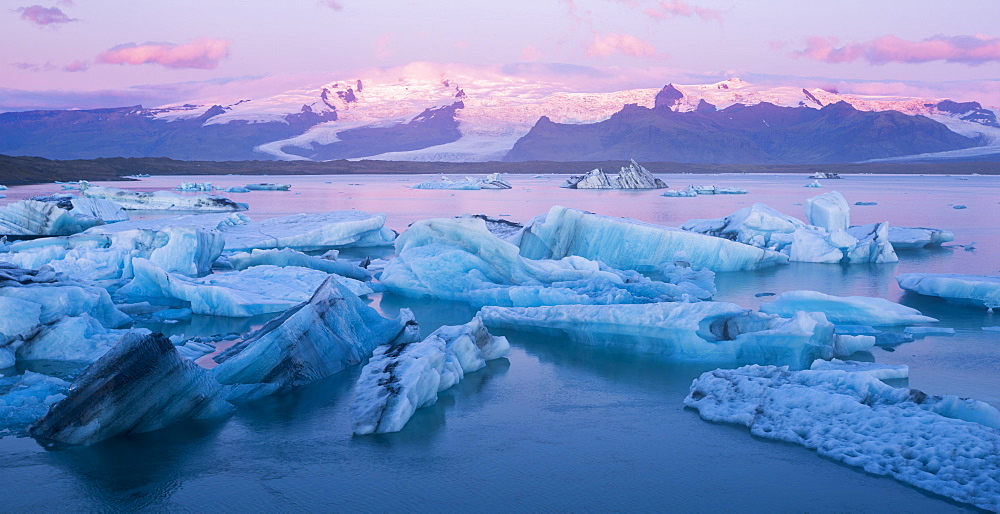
[1,77,998,164]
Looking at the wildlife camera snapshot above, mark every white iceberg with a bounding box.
[804,191,850,231]
[896,273,1000,309]
[413,173,511,190]
[0,264,130,328]
[685,365,1000,512]
[804,180,822,188]
[759,290,936,326]
[479,302,864,369]
[562,160,667,189]
[175,182,215,192]
[29,333,235,446]
[880,226,955,249]
[244,183,291,191]
[681,203,807,251]
[218,211,396,251]
[81,184,246,212]
[213,277,418,403]
[380,217,713,307]
[788,223,897,264]
[351,317,509,434]
[518,206,788,272]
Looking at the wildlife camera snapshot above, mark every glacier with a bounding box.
[213,277,417,403]
[380,217,714,307]
[479,302,867,369]
[896,273,1000,309]
[561,160,667,189]
[80,184,247,212]
[759,290,937,326]
[351,317,509,434]
[685,365,1000,511]
[518,206,788,272]
[29,332,235,446]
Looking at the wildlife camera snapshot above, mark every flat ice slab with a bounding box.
[81,184,246,212]
[685,365,1000,511]
[896,273,1000,309]
[759,290,937,326]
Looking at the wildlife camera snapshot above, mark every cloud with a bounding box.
[10,62,56,72]
[643,1,724,22]
[793,34,1000,66]
[586,33,657,58]
[96,38,230,69]
[15,5,76,26]
[63,60,89,72]
[320,0,343,11]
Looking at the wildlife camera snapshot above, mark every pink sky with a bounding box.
[2,0,998,110]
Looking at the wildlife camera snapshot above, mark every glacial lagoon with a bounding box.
[1,172,998,511]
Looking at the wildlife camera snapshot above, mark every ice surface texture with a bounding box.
[351,317,509,434]
[218,211,396,251]
[685,365,1000,511]
[804,190,850,231]
[29,333,234,446]
[897,273,1000,309]
[759,290,937,326]
[519,206,788,272]
[81,184,246,212]
[380,217,714,307]
[0,199,107,236]
[223,248,371,281]
[213,276,416,403]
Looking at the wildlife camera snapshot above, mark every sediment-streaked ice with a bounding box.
[0,199,106,236]
[213,277,417,403]
[380,217,714,307]
[519,206,788,272]
[896,273,1000,309]
[81,184,246,212]
[759,290,936,326]
[351,317,509,434]
[685,365,1000,511]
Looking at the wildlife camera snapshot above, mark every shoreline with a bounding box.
[2,153,1000,186]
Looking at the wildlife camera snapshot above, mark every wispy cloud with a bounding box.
[643,1,724,22]
[96,38,230,70]
[793,34,1000,66]
[63,60,89,72]
[587,33,657,58]
[14,5,76,26]
[10,62,56,72]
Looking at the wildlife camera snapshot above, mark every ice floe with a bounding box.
[880,226,954,249]
[351,317,509,434]
[759,290,937,326]
[80,184,246,212]
[897,273,1000,309]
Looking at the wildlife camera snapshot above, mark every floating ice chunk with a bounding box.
[175,182,215,192]
[245,183,291,191]
[897,273,1000,309]
[834,334,877,356]
[953,204,967,209]
[219,211,396,251]
[759,290,936,326]
[29,333,234,446]
[213,277,417,403]
[81,184,246,212]
[810,358,909,380]
[661,187,698,197]
[0,296,42,346]
[804,191,849,231]
[30,194,129,224]
[984,326,1000,332]
[804,180,822,188]
[562,168,613,189]
[413,173,511,190]
[519,206,788,272]
[878,226,954,249]
[563,160,666,189]
[684,365,1000,511]
[0,265,129,328]
[226,186,250,193]
[351,317,509,434]
[224,248,371,281]
[480,302,844,369]
[381,217,712,307]
[0,199,105,236]
[16,314,149,363]
[682,203,807,251]
[0,372,69,435]
[903,326,955,338]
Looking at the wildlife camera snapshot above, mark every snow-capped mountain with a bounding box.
[0,76,997,163]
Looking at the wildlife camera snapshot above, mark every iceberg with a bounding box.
[879,226,955,249]
[759,290,937,326]
[896,273,1000,309]
[0,264,130,328]
[519,206,788,272]
[479,302,864,369]
[351,317,509,434]
[661,187,698,197]
[809,358,909,380]
[81,184,246,212]
[685,365,1000,512]
[29,333,235,446]
[15,314,148,363]
[804,180,822,188]
[562,160,667,189]
[681,203,807,251]
[175,182,215,192]
[213,277,418,403]
[0,199,107,236]
[218,211,396,251]
[0,372,69,435]
[245,183,291,191]
[380,217,713,307]
[804,191,849,231]
[30,194,129,223]
[413,173,511,190]
[222,248,371,281]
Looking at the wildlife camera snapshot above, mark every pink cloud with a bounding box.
[522,44,544,61]
[95,38,230,70]
[320,0,343,11]
[587,33,656,58]
[644,1,724,22]
[63,60,89,72]
[15,5,76,26]
[793,34,1000,65]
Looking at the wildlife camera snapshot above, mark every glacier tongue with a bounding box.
[685,365,1000,512]
[213,276,417,403]
[29,332,235,446]
[380,216,714,307]
[351,316,509,435]
[519,205,788,272]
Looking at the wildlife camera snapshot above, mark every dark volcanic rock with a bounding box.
[936,100,999,128]
[654,84,684,110]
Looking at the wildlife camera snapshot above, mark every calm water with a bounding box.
[1,172,998,511]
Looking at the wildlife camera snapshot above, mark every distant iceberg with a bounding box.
[413,173,511,190]
[896,273,1000,309]
[685,365,1000,511]
[80,184,246,212]
[351,317,509,434]
[175,182,215,192]
[245,183,291,191]
[562,160,666,189]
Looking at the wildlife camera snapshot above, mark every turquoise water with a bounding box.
[0,173,997,511]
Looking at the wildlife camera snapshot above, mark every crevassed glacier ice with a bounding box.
[804,190,849,231]
[759,290,936,326]
[117,258,370,317]
[809,358,908,380]
[213,276,418,403]
[685,365,1000,512]
[80,184,246,212]
[29,332,235,446]
[222,248,371,281]
[380,217,714,307]
[896,273,1000,309]
[479,302,865,369]
[519,206,788,272]
[351,317,509,435]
